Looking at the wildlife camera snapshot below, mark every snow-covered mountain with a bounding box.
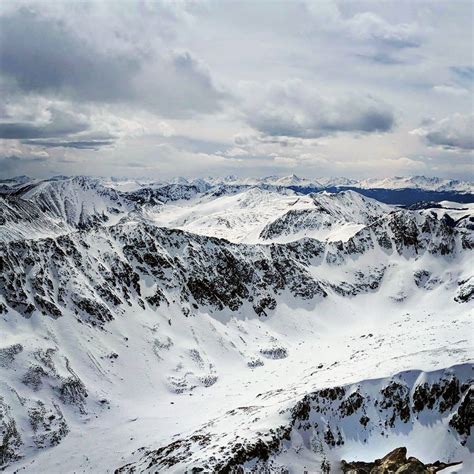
[200,175,473,193]
[355,176,474,193]
[4,174,472,195]
[259,190,391,243]
[0,177,136,242]
[0,175,472,472]
[17,176,133,228]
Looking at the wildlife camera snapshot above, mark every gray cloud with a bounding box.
[356,52,405,65]
[0,100,121,149]
[156,135,229,154]
[0,8,224,118]
[0,9,140,102]
[21,139,114,150]
[243,81,395,139]
[0,155,48,177]
[134,51,227,118]
[411,114,474,151]
[0,107,89,139]
[451,66,474,82]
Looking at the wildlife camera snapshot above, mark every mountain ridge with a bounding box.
[2,174,473,195]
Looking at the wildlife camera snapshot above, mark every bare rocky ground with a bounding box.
[341,447,462,473]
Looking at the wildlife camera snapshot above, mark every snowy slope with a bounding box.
[0,177,138,242]
[356,176,474,193]
[259,190,391,243]
[17,176,133,229]
[139,188,392,244]
[117,365,473,473]
[0,195,71,242]
[143,187,315,243]
[0,176,472,472]
[419,201,474,225]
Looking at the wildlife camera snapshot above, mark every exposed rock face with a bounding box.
[126,182,210,205]
[449,388,473,440]
[1,202,470,327]
[455,277,474,303]
[0,401,22,466]
[341,446,462,473]
[0,343,97,469]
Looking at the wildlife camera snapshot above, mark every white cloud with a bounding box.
[432,85,469,96]
[305,2,423,48]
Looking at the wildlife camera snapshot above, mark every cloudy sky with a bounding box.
[0,0,472,180]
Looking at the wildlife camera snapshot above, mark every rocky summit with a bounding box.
[341,446,462,473]
[0,176,473,472]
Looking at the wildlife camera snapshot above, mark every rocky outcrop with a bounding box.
[0,400,22,467]
[126,182,210,205]
[0,223,325,325]
[1,203,470,327]
[341,446,462,473]
[449,388,473,441]
[0,342,100,470]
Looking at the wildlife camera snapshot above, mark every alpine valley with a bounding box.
[0,175,473,473]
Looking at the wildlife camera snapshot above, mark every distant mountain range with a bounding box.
[2,174,473,193]
[2,174,473,209]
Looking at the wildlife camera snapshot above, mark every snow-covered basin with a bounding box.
[8,280,473,472]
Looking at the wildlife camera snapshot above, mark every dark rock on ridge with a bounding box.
[341,446,462,473]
